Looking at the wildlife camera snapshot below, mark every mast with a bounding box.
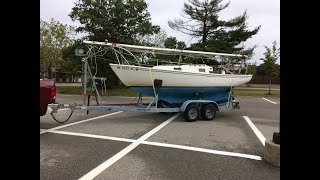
[83,40,247,59]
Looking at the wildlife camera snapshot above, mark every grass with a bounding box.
[103,88,139,96]
[56,86,83,95]
[56,86,139,97]
[233,89,280,97]
[240,83,280,89]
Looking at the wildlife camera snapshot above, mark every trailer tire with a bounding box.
[184,104,199,122]
[201,104,216,120]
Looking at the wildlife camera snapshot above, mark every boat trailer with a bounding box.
[48,56,240,122]
[47,40,243,123]
[48,90,240,123]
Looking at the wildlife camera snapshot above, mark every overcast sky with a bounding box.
[40,0,280,65]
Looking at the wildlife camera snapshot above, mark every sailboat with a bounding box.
[84,41,252,106]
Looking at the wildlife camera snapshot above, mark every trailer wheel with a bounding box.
[184,104,199,122]
[201,104,216,120]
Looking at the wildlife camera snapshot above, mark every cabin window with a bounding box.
[174,68,181,70]
[199,68,205,72]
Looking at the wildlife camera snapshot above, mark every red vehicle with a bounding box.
[40,79,56,116]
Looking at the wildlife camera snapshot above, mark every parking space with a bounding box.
[146,112,264,155]
[96,144,279,180]
[59,112,173,139]
[237,96,280,140]
[40,109,112,130]
[40,94,280,179]
[40,133,130,180]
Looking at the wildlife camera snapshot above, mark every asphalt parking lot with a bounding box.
[40,94,280,180]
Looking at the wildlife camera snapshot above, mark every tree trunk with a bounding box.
[269,78,272,94]
[202,34,206,44]
[47,66,52,79]
[202,19,207,45]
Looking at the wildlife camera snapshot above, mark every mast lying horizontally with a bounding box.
[82,40,247,59]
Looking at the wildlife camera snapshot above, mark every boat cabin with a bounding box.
[153,64,214,74]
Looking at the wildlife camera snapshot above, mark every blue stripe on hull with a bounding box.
[130,86,231,105]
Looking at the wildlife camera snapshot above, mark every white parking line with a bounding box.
[40,111,122,134]
[243,116,266,146]
[262,98,277,104]
[142,141,262,160]
[50,131,135,143]
[40,130,49,134]
[79,113,180,180]
[40,129,47,133]
[43,130,262,161]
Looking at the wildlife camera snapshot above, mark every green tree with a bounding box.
[168,0,260,56]
[164,36,178,49]
[138,29,167,47]
[134,29,167,66]
[60,40,83,81]
[162,37,186,65]
[258,41,280,94]
[69,0,160,87]
[69,0,160,43]
[164,36,187,50]
[246,63,257,84]
[177,41,187,50]
[40,19,75,79]
[247,64,257,76]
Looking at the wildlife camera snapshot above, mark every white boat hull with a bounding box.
[110,64,252,87]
